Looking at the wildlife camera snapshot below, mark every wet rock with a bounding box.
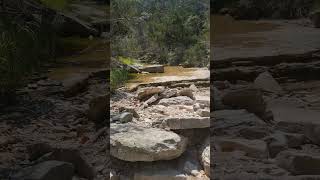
[158,96,194,106]
[254,71,283,94]
[276,150,320,175]
[12,160,74,180]
[197,109,210,117]
[119,112,133,123]
[163,117,210,129]
[136,86,165,100]
[110,124,187,161]
[139,65,164,73]
[215,137,269,158]
[87,95,108,124]
[177,88,194,100]
[63,74,89,98]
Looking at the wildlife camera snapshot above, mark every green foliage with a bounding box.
[119,56,136,65]
[0,7,59,103]
[110,68,129,91]
[183,42,209,67]
[111,0,210,67]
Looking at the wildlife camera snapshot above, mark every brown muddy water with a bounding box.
[211,15,280,47]
[126,66,209,88]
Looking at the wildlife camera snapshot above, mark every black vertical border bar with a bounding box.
[106,0,111,179]
[209,0,214,178]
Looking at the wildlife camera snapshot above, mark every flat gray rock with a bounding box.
[163,117,210,130]
[110,124,187,162]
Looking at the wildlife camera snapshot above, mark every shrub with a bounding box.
[0,3,60,104]
[183,42,209,67]
[110,68,129,91]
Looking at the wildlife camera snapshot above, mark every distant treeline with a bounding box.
[112,0,210,67]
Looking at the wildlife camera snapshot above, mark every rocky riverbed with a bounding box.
[0,66,110,179]
[110,75,210,179]
[212,51,320,179]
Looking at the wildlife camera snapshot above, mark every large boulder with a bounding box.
[254,71,283,94]
[139,65,164,73]
[110,124,187,162]
[12,161,74,180]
